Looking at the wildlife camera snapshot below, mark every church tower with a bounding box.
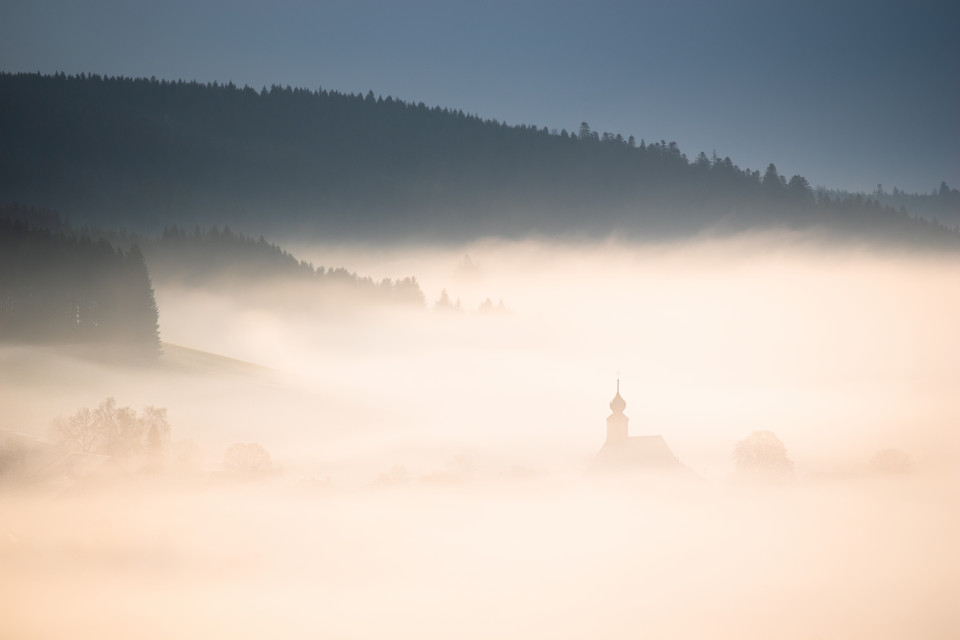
[594,377,691,476]
[606,379,628,445]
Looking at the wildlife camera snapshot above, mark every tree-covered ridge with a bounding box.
[0,71,957,245]
[817,182,960,229]
[0,204,425,309]
[0,204,160,358]
[141,224,425,307]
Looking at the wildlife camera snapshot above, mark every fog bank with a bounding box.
[2,234,958,638]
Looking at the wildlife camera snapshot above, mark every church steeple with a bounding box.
[606,378,629,445]
[609,378,626,414]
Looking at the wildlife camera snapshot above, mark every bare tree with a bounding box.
[53,398,170,458]
[53,407,101,453]
[107,404,144,456]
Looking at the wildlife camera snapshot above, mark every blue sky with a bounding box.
[2,0,957,193]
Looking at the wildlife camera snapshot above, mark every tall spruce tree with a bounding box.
[117,245,161,358]
[0,211,162,360]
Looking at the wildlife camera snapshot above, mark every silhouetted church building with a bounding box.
[593,380,688,472]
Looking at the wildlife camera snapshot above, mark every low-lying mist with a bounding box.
[2,233,958,638]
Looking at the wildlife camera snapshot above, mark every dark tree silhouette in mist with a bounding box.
[142,224,425,307]
[0,206,162,358]
[433,288,462,312]
[115,245,161,358]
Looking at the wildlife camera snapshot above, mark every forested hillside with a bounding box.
[826,183,960,228]
[1,72,957,245]
[0,204,425,317]
[0,204,160,358]
[140,225,425,307]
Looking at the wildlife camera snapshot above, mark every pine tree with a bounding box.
[118,245,161,359]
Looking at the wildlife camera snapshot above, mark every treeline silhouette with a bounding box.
[1,71,957,245]
[816,182,960,229]
[0,203,160,358]
[141,224,425,306]
[0,203,425,312]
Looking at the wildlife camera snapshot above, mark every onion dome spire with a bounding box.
[609,377,626,413]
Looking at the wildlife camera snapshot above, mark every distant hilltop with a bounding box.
[1,71,957,247]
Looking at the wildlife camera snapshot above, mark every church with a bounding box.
[592,380,689,472]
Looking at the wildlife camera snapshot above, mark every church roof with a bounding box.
[594,435,680,469]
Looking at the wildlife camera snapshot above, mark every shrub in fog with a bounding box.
[868,448,911,475]
[374,465,410,486]
[0,434,30,481]
[171,438,203,472]
[223,442,273,475]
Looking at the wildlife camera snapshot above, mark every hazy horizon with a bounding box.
[6,233,958,476]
